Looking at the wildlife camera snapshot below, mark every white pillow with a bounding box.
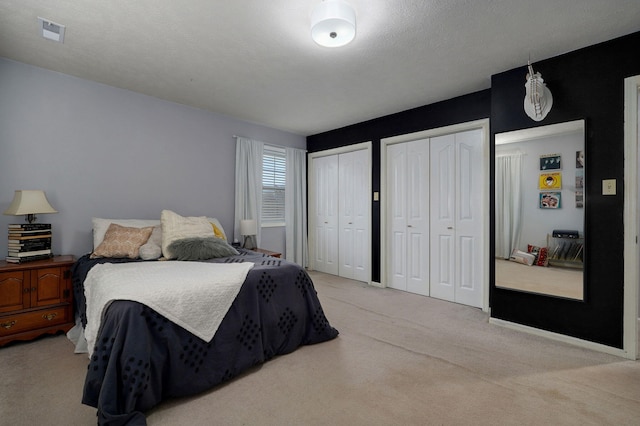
[139,225,163,260]
[161,210,215,259]
[92,218,161,250]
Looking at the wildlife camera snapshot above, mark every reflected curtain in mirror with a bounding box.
[495,152,524,259]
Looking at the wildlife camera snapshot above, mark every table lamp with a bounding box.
[240,219,257,250]
[3,190,58,223]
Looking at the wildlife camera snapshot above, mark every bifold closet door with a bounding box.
[387,139,430,295]
[338,149,370,281]
[312,149,370,281]
[429,129,484,308]
[312,154,339,275]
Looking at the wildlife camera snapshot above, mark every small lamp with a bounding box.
[240,219,257,250]
[3,190,58,223]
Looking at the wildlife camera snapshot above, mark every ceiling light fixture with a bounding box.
[311,0,356,48]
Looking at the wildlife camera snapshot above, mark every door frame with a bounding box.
[380,119,490,311]
[308,142,373,283]
[623,75,639,360]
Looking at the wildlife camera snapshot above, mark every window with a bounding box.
[262,146,286,225]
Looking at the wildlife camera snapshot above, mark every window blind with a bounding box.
[262,146,286,223]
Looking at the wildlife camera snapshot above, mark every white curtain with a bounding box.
[234,137,263,247]
[285,147,308,267]
[495,153,524,259]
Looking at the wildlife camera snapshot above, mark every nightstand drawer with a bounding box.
[0,306,70,337]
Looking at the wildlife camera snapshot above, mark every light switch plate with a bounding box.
[602,179,616,195]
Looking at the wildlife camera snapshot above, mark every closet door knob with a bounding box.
[447,226,454,230]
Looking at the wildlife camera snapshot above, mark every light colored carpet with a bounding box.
[496,258,583,300]
[0,271,638,425]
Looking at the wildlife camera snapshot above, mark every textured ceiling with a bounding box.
[1,1,639,136]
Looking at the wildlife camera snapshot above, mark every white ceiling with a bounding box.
[1,1,639,136]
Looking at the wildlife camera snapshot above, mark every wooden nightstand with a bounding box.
[0,255,75,347]
[253,248,282,258]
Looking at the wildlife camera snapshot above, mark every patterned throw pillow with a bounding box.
[527,244,549,267]
[527,245,540,263]
[536,247,549,267]
[90,223,153,259]
[91,217,160,250]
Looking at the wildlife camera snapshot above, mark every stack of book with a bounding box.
[7,223,53,263]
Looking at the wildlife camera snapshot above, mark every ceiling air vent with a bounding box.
[38,17,65,43]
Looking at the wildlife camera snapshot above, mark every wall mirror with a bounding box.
[495,120,585,300]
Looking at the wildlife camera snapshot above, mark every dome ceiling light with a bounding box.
[311,0,356,48]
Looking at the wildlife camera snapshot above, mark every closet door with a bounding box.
[430,130,484,308]
[453,129,484,308]
[339,149,370,281]
[312,155,339,275]
[430,134,456,301]
[387,139,430,295]
[387,143,408,290]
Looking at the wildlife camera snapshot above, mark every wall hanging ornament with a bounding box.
[524,61,553,121]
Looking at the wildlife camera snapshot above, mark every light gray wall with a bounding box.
[0,58,304,258]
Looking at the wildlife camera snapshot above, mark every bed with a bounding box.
[69,212,339,425]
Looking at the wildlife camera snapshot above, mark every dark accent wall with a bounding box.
[307,30,640,349]
[307,90,491,282]
[491,31,640,348]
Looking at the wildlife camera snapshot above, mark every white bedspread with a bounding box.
[84,261,254,357]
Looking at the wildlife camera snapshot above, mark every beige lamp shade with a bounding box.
[240,219,257,236]
[240,219,257,249]
[4,190,58,223]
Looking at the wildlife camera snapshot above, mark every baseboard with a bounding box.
[370,281,384,288]
[489,317,635,360]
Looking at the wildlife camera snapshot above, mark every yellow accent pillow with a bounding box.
[211,223,225,239]
[90,223,153,259]
[207,217,227,241]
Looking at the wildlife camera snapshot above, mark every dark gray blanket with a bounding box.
[72,250,338,425]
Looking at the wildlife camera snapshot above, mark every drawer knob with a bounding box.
[42,313,57,321]
[1,320,16,329]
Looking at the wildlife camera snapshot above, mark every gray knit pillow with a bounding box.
[168,237,239,261]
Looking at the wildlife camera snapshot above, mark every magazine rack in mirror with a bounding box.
[495,120,585,300]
